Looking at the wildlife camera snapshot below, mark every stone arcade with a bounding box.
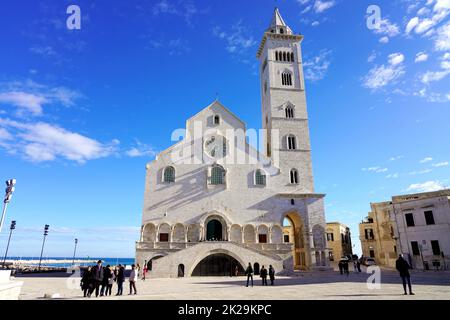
[135,8,329,277]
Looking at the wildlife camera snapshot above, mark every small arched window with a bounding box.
[213,115,220,125]
[290,169,299,184]
[291,52,294,62]
[255,169,266,186]
[275,51,279,61]
[283,52,287,62]
[163,166,175,183]
[280,28,284,34]
[211,165,225,185]
[281,72,292,86]
[285,106,294,118]
[287,135,297,150]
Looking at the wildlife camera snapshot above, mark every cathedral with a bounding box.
[136,8,329,277]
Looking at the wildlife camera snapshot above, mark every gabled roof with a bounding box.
[186,99,246,127]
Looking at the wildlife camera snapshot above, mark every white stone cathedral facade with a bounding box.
[136,8,329,277]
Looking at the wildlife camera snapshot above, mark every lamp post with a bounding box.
[72,238,78,266]
[38,224,50,271]
[0,179,16,234]
[2,220,16,266]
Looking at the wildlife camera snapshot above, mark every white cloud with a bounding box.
[367,52,377,63]
[0,81,81,117]
[434,21,450,51]
[418,7,431,15]
[420,157,433,163]
[415,52,429,62]
[303,49,332,81]
[311,21,320,27]
[363,53,405,90]
[409,169,433,175]
[0,119,118,164]
[415,19,436,34]
[433,161,449,167]
[373,19,400,37]
[314,0,336,13]
[389,155,404,161]
[29,46,57,57]
[406,17,419,34]
[388,53,405,65]
[213,21,257,55]
[0,92,47,116]
[125,142,157,158]
[379,36,389,43]
[362,166,388,173]
[152,0,200,26]
[406,180,446,192]
[386,173,399,179]
[421,69,450,83]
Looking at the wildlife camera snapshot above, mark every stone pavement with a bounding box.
[16,268,450,300]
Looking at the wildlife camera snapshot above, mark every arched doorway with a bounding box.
[283,212,307,270]
[178,264,185,277]
[147,255,164,271]
[206,219,222,241]
[253,262,260,275]
[192,253,244,276]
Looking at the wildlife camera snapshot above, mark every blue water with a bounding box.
[6,257,135,268]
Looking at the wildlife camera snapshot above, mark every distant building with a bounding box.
[326,222,352,261]
[359,202,397,267]
[391,189,450,270]
[359,189,450,270]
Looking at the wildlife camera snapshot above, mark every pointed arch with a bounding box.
[243,225,256,243]
[163,166,175,183]
[230,224,242,243]
[172,223,186,242]
[142,223,156,242]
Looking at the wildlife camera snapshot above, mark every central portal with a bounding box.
[192,253,244,276]
[206,219,222,241]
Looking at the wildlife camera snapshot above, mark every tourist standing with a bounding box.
[343,259,349,276]
[338,260,343,274]
[396,254,414,295]
[91,260,104,297]
[357,258,361,272]
[353,260,358,272]
[116,264,125,296]
[80,266,92,298]
[245,263,253,287]
[234,265,239,277]
[268,265,275,286]
[100,264,112,296]
[106,266,114,296]
[129,264,138,295]
[260,265,268,286]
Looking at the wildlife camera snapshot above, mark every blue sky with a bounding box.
[0,0,449,258]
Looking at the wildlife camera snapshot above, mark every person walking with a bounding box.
[116,264,125,296]
[396,254,414,295]
[143,265,148,281]
[268,265,275,286]
[260,265,268,286]
[343,259,349,276]
[80,266,92,298]
[353,260,358,272]
[338,260,343,274]
[129,264,138,295]
[245,263,253,287]
[357,258,361,272]
[91,260,104,297]
[234,265,239,277]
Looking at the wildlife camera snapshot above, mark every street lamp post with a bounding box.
[2,220,16,266]
[72,238,78,266]
[38,225,50,271]
[0,179,16,234]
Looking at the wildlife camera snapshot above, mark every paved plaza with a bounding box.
[16,268,450,300]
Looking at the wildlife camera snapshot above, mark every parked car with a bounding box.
[362,257,376,266]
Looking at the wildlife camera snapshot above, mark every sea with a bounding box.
[5,257,135,268]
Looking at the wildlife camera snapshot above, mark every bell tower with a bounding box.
[257,8,314,193]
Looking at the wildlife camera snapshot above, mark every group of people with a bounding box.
[338,256,362,276]
[244,263,275,287]
[80,260,140,298]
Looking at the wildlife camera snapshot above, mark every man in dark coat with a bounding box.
[100,264,112,296]
[396,255,414,295]
[268,265,275,286]
[245,263,253,287]
[338,260,343,274]
[116,264,125,295]
[91,260,104,297]
[80,266,92,297]
[260,265,268,286]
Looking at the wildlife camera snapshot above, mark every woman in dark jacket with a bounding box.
[80,266,92,297]
[268,265,275,286]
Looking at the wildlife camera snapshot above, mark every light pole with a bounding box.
[38,224,50,271]
[0,179,16,234]
[72,238,78,266]
[2,220,16,266]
